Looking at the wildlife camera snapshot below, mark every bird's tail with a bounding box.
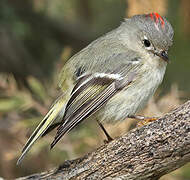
[17,96,66,165]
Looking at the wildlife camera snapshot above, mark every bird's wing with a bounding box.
[51,61,139,148]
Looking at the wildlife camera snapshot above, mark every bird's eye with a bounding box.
[143,39,151,47]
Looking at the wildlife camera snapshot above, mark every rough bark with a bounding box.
[16,100,190,180]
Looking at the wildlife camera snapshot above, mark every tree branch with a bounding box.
[17,100,190,180]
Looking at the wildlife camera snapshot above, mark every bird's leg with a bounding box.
[128,115,158,127]
[97,120,113,143]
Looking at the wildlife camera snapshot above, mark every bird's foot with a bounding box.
[128,115,158,127]
[103,136,113,144]
[137,117,158,127]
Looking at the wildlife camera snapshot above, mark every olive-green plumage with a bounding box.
[17,13,174,164]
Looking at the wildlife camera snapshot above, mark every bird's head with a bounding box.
[120,12,174,63]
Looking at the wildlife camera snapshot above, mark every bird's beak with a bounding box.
[155,50,169,63]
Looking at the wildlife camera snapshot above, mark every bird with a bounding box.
[17,12,174,164]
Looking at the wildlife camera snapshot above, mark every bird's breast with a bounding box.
[96,60,166,124]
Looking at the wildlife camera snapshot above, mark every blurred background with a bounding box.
[0,0,189,179]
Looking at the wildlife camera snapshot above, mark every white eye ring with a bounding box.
[143,36,153,50]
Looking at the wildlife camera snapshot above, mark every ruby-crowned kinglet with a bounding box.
[17,13,174,164]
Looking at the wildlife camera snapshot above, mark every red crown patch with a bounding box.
[147,12,165,28]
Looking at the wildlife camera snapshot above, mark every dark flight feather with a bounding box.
[50,64,137,149]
